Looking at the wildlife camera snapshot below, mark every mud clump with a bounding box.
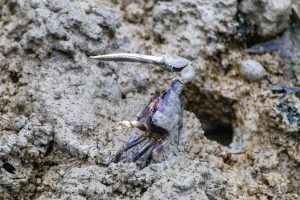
[239,0,292,37]
[0,0,299,199]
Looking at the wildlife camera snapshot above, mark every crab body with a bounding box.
[147,81,184,138]
[91,53,194,167]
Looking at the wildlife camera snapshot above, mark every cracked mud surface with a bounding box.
[0,0,299,199]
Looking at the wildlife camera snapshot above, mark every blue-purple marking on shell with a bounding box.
[158,91,170,112]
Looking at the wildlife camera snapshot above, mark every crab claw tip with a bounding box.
[163,55,191,72]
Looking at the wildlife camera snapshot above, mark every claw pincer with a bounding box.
[91,53,194,167]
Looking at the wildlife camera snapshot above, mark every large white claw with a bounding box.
[91,53,190,70]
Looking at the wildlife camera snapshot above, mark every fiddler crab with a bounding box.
[91,53,194,168]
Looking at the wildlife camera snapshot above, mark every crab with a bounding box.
[91,53,194,168]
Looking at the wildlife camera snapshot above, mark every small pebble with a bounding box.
[239,59,267,81]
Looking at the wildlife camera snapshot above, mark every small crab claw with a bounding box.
[91,53,194,83]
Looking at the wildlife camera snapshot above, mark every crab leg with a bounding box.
[128,141,152,162]
[245,32,294,59]
[246,39,284,54]
[114,135,145,162]
[152,142,165,156]
[124,135,145,150]
[140,146,155,168]
[119,120,148,132]
[271,85,300,94]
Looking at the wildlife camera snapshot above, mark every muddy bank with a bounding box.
[0,0,299,199]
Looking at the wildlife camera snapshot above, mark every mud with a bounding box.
[0,0,299,199]
[239,0,292,37]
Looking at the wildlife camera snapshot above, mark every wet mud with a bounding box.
[0,0,299,199]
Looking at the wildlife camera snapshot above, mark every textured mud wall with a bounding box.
[0,0,299,199]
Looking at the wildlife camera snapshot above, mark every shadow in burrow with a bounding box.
[184,83,239,149]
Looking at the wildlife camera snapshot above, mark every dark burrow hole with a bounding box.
[2,162,16,174]
[184,85,236,146]
[204,122,233,146]
[9,71,21,83]
[229,11,282,49]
